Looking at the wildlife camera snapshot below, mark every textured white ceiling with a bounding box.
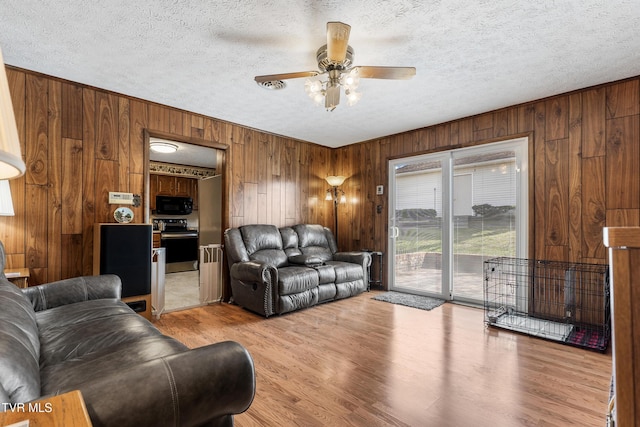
[1,1,640,148]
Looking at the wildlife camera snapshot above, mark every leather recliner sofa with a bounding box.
[0,241,255,427]
[224,223,371,317]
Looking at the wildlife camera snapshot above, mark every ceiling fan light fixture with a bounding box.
[345,89,362,106]
[254,22,415,112]
[150,141,178,154]
[312,93,325,106]
[325,83,340,111]
[304,79,323,96]
[341,69,360,89]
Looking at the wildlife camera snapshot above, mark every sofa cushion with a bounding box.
[37,299,176,367]
[317,283,337,302]
[336,280,366,299]
[278,289,319,314]
[0,280,41,403]
[36,297,188,395]
[279,227,301,257]
[241,225,288,267]
[40,335,187,395]
[314,265,336,284]
[241,225,282,254]
[326,261,365,282]
[278,266,319,295]
[293,224,333,261]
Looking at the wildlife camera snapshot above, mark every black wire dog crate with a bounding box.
[484,257,610,352]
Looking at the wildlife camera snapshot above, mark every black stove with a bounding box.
[153,218,197,237]
[153,218,199,273]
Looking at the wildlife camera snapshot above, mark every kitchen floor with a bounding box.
[164,270,201,312]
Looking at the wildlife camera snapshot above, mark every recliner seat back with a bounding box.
[239,224,288,267]
[292,224,336,262]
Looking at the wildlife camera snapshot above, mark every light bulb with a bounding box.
[341,71,360,89]
[312,93,325,106]
[346,90,362,106]
[305,79,323,96]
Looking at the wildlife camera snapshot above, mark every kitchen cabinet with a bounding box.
[156,175,176,196]
[175,177,191,197]
[152,232,161,248]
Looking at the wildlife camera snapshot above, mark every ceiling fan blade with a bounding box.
[352,66,416,80]
[255,71,319,82]
[326,21,351,63]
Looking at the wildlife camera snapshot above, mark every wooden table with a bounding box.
[0,390,92,426]
[4,268,30,288]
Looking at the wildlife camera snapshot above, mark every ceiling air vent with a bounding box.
[257,80,286,90]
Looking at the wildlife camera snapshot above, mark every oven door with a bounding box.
[160,232,199,273]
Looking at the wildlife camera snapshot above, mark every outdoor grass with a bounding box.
[396,222,515,257]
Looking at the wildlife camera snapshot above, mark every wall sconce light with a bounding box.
[0,45,26,180]
[325,175,347,236]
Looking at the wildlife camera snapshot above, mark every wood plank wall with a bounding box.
[1,65,638,287]
[337,77,640,270]
[0,67,333,285]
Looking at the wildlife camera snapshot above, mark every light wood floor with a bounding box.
[154,290,612,427]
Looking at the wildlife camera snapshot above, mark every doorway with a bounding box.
[144,131,227,314]
[388,137,528,305]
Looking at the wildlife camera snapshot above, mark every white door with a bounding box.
[388,153,450,299]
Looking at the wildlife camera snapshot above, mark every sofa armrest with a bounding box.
[230,260,274,283]
[229,261,278,316]
[75,341,255,427]
[333,251,372,267]
[21,275,122,311]
[333,251,372,286]
[288,254,324,267]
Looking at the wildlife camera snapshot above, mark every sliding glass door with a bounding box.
[389,153,449,299]
[388,138,528,304]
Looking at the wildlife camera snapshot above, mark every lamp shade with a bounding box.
[0,180,15,216]
[0,46,26,179]
[325,175,346,187]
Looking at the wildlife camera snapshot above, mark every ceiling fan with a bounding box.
[254,22,416,111]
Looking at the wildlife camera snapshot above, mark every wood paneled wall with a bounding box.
[337,77,640,268]
[2,65,639,286]
[0,67,333,285]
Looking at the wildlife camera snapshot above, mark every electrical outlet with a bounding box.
[376,185,384,195]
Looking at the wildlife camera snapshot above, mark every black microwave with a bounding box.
[155,196,193,215]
